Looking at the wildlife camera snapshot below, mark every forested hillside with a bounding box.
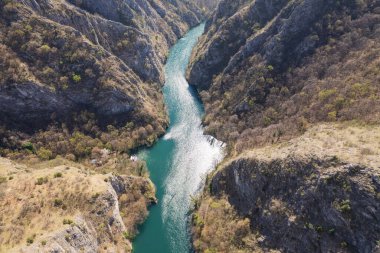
[188,0,380,151]
[188,1,380,252]
[0,0,214,251]
[0,0,207,160]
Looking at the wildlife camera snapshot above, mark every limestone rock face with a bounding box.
[188,0,362,89]
[207,157,380,252]
[0,0,207,131]
[186,0,380,145]
[0,158,156,252]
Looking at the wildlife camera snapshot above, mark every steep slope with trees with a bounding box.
[188,0,380,252]
[0,0,208,160]
[0,0,216,251]
[188,0,380,149]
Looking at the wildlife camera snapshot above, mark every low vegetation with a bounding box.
[188,1,380,252]
[0,0,170,166]
[0,157,155,251]
[192,196,259,253]
[190,0,380,155]
[0,114,164,165]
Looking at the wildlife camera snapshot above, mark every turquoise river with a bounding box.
[133,23,224,253]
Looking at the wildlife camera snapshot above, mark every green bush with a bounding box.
[37,147,53,160]
[63,219,73,225]
[0,177,7,184]
[26,237,34,244]
[39,44,51,54]
[350,82,371,98]
[53,199,63,207]
[54,172,63,178]
[327,111,337,121]
[35,177,48,185]
[318,89,337,101]
[193,213,204,227]
[316,226,323,233]
[122,231,135,240]
[72,74,81,83]
[21,141,34,151]
[337,199,351,213]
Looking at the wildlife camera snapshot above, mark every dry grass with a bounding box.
[194,123,380,253]
[0,161,106,251]
[0,157,153,252]
[192,196,280,253]
[235,122,380,170]
[191,0,380,152]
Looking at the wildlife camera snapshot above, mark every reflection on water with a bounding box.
[133,23,224,253]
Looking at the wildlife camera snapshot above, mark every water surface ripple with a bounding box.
[133,24,224,253]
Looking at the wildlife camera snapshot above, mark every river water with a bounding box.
[132,24,224,253]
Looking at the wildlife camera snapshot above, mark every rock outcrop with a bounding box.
[187,0,380,147]
[0,0,206,131]
[0,157,156,252]
[188,0,370,89]
[210,157,380,252]
[187,1,380,252]
[191,123,380,252]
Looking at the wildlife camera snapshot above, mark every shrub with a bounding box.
[337,199,351,213]
[26,237,34,244]
[39,44,51,54]
[53,199,63,207]
[0,177,6,184]
[35,177,48,185]
[21,141,34,151]
[327,111,337,121]
[122,231,135,240]
[306,222,314,230]
[42,67,54,78]
[54,172,63,178]
[316,226,323,233]
[72,74,81,83]
[318,89,337,101]
[350,82,371,98]
[37,147,53,160]
[63,219,73,225]
[12,29,25,39]
[25,24,32,32]
[41,240,47,246]
[193,213,204,226]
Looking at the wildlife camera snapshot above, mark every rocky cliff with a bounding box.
[0,0,216,162]
[201,157,380,253]
[0,1,215,251]
[187,0,380,149]
[188,1,380,251]
[0,157,156,252]
[0,0,205,135]
[192,123,380,253]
